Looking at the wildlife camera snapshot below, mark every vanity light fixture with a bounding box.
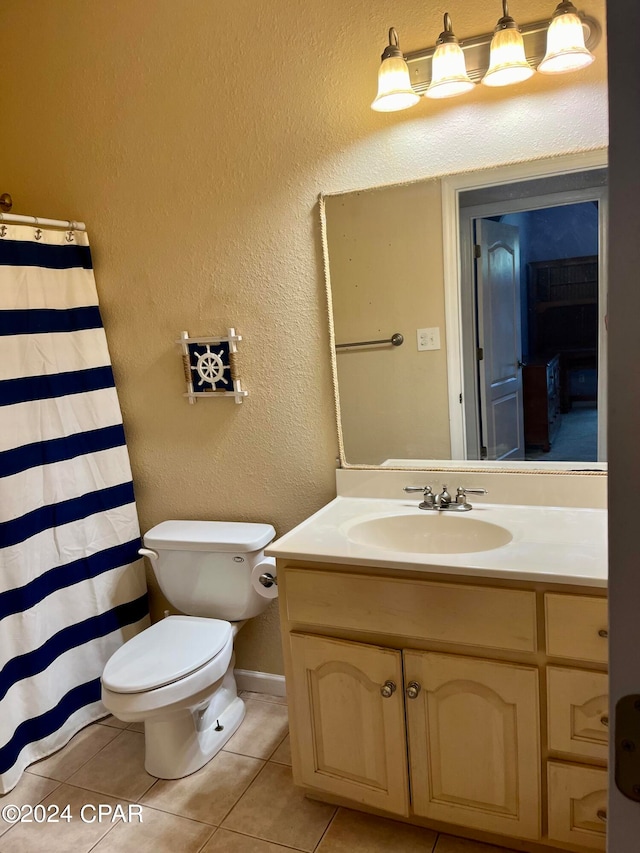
[538,0,595,74]
[482,0,534,87]
[426,13,474,100]
[371,28,420,113]
[371,3,601,112]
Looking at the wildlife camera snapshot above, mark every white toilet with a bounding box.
[101,520,277,779]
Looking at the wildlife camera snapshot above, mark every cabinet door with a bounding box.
[289,633,409,815]
[404,650,540,840]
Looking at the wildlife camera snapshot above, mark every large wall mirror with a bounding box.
[321,150,608,471]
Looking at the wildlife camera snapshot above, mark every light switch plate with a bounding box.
[417,327,441,351]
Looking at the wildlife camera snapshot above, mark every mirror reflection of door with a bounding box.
[475,220,525,461]
[460,175,606,464]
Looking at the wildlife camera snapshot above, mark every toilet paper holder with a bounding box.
[258,572,278,589]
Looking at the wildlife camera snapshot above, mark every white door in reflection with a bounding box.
[475,220,524,461]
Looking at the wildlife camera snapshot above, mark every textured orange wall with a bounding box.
[0,0,607,673]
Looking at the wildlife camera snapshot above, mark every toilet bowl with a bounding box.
[100,520,277,779]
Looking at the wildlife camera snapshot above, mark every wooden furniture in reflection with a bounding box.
[523,354,561,451]
[527,256,598,413]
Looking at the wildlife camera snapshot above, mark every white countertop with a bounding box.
[266,497,608,588]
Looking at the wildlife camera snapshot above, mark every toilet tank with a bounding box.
[142,520,276,621]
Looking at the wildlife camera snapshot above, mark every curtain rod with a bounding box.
[0,194,86,232]
[0,212,86,232]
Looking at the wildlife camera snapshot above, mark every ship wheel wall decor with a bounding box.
[177,328,248,404]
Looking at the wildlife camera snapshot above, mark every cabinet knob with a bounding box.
[600,715,609,728]
[406,681,421,700]
[598,628,608,639]
[380,680,396,698]
[596,809,607,823]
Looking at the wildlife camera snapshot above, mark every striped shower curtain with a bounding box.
[0,224,148,794]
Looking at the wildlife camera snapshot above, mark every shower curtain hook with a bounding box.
[33,217,42,241]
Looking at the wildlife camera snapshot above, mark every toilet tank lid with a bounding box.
[143,520,276,553]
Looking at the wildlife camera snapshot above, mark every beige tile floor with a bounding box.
[0,692,519,853]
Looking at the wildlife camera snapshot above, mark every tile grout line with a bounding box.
[54,782,229,837]
[136,765,265,829]
[66,728,158,803]
[311,805,339,852]
[215,720,312,847]
[19,713,289,843]
[84,813,125,853]
[135,720,288,829]
[26,724,134,787]
[49,780,151,806]
[0,778,65,845]
[214,757,270,828]
[47,776,158,809]
[194,825,218,853]
[134,797,219,827]
[265,727,289,761]
[213,825,310,852]
[220,715,289,763]
[40,728,285,829]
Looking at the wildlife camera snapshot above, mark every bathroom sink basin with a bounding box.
[345,513,513,554]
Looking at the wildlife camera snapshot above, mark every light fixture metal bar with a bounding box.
[405,14,601,94]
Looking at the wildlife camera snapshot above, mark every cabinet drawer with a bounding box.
[547,762,607,851]
[545,594,608,664]
[547,667,608,761]
[284,569,537,653]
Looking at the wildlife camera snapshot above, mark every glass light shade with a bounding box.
[426,42,474,99]
[371,55,420,112]
[538,12,595,74]
[482,27,534,87]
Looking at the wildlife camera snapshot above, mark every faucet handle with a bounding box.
[436,485,451,505]
[404,485,435,509]
[456,486,488,504]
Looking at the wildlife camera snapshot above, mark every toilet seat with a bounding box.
[102,615,232,694]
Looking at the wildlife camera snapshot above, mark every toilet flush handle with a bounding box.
[138,547,159,561]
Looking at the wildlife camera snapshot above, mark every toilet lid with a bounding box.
[102,616,232,694]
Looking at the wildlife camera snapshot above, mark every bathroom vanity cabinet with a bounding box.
[277,562,608,853]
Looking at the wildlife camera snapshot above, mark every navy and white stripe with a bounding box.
[0,225,148,794]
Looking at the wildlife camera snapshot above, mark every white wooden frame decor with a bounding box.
[177,328,248,404]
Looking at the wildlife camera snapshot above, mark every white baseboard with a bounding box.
[234,668,287,698]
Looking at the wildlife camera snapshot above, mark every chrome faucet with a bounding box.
[403,485,487,511]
